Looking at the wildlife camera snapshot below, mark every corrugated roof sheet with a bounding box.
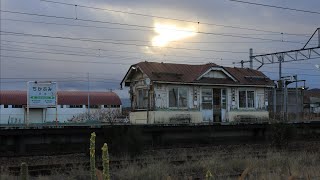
[125,61,274,86]
[0,91,122,105]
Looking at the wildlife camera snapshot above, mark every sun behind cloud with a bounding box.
[152,23,197,47]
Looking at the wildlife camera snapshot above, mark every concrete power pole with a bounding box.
[87,72,90,121]
[249,48,253,69]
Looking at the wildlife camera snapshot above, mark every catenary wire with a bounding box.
[228,0,320,15]
[0,10,308,44]
[39,0,314,36]
[1,18,312,42]
[0,40,239,61]
[0,31,252,54]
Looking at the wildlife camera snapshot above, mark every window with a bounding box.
[70,105,83,108]
[12,105,23,108]
[247,91,255,108]
[104,105,120,108]
[169,87,188,108]
[239,90,255,108]
[86,105,99,108]
[201,89,212,110]
[239,91,246,108]
[60,105,64,108]
[4,105,8,108]
[137,89,148,109]
[221,89,227,109]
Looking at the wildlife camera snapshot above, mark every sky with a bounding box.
[0,0,319,98]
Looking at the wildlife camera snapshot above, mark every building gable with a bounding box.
[197,67,237,82]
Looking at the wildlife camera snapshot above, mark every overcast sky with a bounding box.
[1,0,319,98]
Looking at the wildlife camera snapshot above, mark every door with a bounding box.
[213,89,221,122]
[201,88,213,122]
[201,88,226,122]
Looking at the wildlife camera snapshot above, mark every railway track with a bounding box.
[2,141,319,177]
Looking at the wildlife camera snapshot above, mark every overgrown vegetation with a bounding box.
[1,143,320,180]
[269,123,296,148]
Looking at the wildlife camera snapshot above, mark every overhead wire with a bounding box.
[228,0,320,15]
[0,55,236,67]
[0,10,308,44]
[1,18,312,43]
[0,43,142,60]
[0,40,239,61]
[0,46,239,64]
[3,44,317,70]
[0,31,252,54]
[39,0,312,37]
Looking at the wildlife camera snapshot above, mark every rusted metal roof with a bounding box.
[0,91,122,105]
[123,61,274,87]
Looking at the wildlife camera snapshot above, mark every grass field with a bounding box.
[1,142,319,180]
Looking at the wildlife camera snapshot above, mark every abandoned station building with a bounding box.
[121,61,274,124]
[0,91,122,124]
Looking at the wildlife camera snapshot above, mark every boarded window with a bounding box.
[169,87,188,108]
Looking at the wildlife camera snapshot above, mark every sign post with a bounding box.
[27,81,57,126]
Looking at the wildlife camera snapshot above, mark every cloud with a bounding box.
[1,0,320,93]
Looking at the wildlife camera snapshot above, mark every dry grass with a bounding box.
[1,144,320,180]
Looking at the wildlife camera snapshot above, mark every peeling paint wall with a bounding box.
[127,69,270,123]
[129,111,202,124]
[154,84,168,109]
[227,110,269,122]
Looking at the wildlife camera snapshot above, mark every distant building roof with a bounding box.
[305,89,320,98]
[122,61,274,87]
[0,91,122,106]
[304,89,320,104]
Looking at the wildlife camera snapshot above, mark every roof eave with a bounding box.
[120,64,151,88]
[153,80,275,88]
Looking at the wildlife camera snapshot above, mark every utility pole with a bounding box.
[240,28,320,70]
[282,76,305,122]
[234,28,319,122]
[87,72,90,121]
[294,75,298,122]
[279,54,283,81]
[232,60,250,68]
[249,48,253,69]
[273,84,276,119]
